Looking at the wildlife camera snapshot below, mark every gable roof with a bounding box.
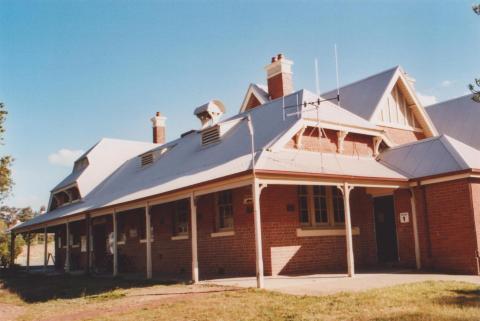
[378,135,480,179]
[52,138,156,198]
[323,66,437,137]
[426,94,480,150]
[323,66,399,121]
[16,87,412,232]
[239,83,269,112]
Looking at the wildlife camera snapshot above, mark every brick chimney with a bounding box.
[265,53,294,100]
[150,112,166,144]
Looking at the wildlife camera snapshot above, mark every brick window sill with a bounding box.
[210,230,235,238]
[139,239,154,243]
[171,235,189,241]
[296,227,360,237]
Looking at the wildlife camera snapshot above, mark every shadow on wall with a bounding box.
[0,271,178,303]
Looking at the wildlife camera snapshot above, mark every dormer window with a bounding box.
[201,126,221,146]
[50,185,81,210]
[74,157,89,172]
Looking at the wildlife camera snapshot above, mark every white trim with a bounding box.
[377,122,423,133]
[139,238,154,243]
[296,226,360,237]
[117,241,126,245]
[210,230,235,238]
[171,234,189,241]
[71,244,80,248]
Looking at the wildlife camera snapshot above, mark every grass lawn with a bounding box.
[0,271,479,321]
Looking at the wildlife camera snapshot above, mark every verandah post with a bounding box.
[338,182,355,277]
[26,232,31,271]
[190,193,199,283]
[65,222,70,273]
[410,188,421,269]
[43,227,48,272]
[85,214,91,275]
[145,204,152,279]
[253,179,265,288]
[9,232,15,270]
[113,210,118,277]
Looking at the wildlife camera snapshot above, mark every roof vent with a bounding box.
[194,100,226,129]
[141,153,154,167]
[201,126,221,146]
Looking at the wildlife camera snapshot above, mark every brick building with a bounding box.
[12,54,480,287]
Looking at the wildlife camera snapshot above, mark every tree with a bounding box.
[0,220,24,268]
[472,5,480,102]
[0,103,13,201]
[17,207,34,222]
[470,79,480,103]
[474,4,480,15]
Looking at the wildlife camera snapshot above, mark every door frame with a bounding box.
[373,195,399,263]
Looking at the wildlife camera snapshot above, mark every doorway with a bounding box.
[93,223,109,273]
[374,196,398,263]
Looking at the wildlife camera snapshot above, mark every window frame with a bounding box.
[297,185,345,228]
[215,190,234,232]
[173,199,190,236]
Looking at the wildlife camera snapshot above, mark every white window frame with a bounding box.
[298,186,345,228]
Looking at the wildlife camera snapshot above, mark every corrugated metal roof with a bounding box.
[322,66,399,121]
[378,135,480,178]
[426,94,480,150]
[52,138,156,197]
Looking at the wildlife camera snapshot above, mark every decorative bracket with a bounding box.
[294,126,306,149]
[373,136,382,157]
[337,131,349,154]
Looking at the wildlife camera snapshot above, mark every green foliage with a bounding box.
[470,79,480,103]
[17,207,34,222]
[0,220,24,268]
[0,102,13,201]
[474,4,480,15]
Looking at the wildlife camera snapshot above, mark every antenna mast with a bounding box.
[315,58,320,95]
[334,44,340,103]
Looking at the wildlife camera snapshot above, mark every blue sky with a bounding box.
[1,0,479,210]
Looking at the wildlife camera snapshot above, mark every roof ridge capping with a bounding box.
[439,135,480,170]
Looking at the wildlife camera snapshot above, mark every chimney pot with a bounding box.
[271,56,277,63]
[277,53,284,60]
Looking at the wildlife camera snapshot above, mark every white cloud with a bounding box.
[416,92,438,106]
[48,148,85,167]
[441,80,453,87]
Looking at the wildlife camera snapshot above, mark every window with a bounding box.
[297,186,345,227]
[216,190,234,230]
[174,200,189,235]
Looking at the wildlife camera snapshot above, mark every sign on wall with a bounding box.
[399,212,410,224]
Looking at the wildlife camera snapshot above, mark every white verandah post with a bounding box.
[112,211,118,277]
[65,223,71,273]
[338,182,355,277]
[253,179,265,288]
[26,232,31,271]
[43,227,48,272]
[145,204,152,279]
[190,193,199,283]
[410,188,421,269]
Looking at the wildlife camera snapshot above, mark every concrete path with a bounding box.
[203,271,480,296]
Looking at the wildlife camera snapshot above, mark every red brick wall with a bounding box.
[197,186,256,279]
[260,185,377,275]
[285,128,375,157]
[379,126,425,145]
[469,180,480,273]
[393,189,416,267]
[415,180,479,274]
[53,186,425,278]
